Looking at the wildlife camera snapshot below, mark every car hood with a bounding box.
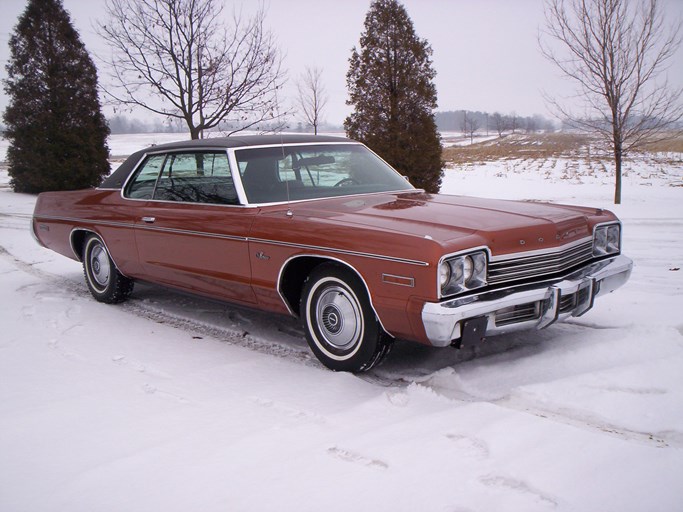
[289,192,608,255]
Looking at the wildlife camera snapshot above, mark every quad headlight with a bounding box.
[593,223,621,257]
[439,250,487,297]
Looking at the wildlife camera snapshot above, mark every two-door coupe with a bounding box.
[32,135,633,371]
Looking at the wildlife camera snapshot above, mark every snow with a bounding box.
[441,132,501,147]
[1,134,683,511]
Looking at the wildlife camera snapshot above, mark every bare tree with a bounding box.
[540,0,682,204]
[296,66,328,135]
[509,112,519,134]
[461,111,480,144]
[492,112,505,137]
[98,0,286,139]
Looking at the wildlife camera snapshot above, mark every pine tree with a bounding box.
[345,0,442,193]
[2,0,110,193]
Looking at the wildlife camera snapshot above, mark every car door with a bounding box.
[126,150,258,305]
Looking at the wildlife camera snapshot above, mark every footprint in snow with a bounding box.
[112,355,171,378]
[445,434,490,459]
[59,323,84,336]
[249,396,326,423]
[141,383,188,404]
[479,474,557,508]
[47,338,85,362]
[327,447,388,470]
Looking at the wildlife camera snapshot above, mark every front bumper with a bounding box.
[421,254,633,347]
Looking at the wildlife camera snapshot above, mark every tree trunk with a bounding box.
[613,146,622,205]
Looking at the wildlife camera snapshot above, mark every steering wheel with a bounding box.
[333,177,359,187]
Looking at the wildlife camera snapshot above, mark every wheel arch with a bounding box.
[70,228,130,277]
[277,254,392,337]
[70,228,95,262]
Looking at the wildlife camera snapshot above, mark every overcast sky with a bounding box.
[1,0,682,127]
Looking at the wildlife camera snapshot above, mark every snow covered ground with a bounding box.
[1,134,682,511]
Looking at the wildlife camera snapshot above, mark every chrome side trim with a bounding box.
[119,196,249,208]
[231,141,362,152]
[251,237,429,266]
[422,254,633,347]
[135,224,247,242]
[35,215,429,266]
[36,215,130,230]
[238,189,422,208]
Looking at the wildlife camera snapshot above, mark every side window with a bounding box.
[153,152,238,205]
[204,153,231,177]
[164,154,199,178]
[124,154,166,199]
[277,153,295,182]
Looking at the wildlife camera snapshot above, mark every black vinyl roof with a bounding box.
[100,134,355,189]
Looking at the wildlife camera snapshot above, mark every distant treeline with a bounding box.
[107,115,187,134]
[435,110,556,135]
[105,111,557,135]
[2,111,561,137]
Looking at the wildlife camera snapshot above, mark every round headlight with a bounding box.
[594,228,607,254]
[472,253,486,275]
[439,262,451,288]
[607,225,620,253]
[463,256,474,283]
[451,259,464,282]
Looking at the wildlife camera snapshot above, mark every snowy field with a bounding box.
[1,134,682,511]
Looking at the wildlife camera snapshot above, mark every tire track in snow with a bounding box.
[406,369,677,449]
[121,300,317,368]
[0,212,33,231]
[494,396,674,448]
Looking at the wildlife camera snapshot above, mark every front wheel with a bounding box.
[301,263,392,372]
[82,234,134,303]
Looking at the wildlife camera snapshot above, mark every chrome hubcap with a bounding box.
[315,286,362,350]
[90,244,111,287]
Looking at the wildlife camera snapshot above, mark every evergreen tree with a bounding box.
[345,0,442,193]
[2,0,110,193]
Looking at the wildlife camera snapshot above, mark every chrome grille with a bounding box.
[559,293,577,313]
[494,302,541,327]
[488,239,594,285]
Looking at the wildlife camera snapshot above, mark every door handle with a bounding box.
[141,216,156,223]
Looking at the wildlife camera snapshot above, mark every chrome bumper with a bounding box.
[421,254,633,347]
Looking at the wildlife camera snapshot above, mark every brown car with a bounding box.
[32,135,633,371]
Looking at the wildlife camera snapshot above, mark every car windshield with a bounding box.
[234,143,414,204]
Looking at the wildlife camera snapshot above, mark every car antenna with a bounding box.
[281,132,292,217]
[275,87,292,218]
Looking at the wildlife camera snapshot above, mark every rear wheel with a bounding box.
[82,234,134,303]
[301,263,392,372]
